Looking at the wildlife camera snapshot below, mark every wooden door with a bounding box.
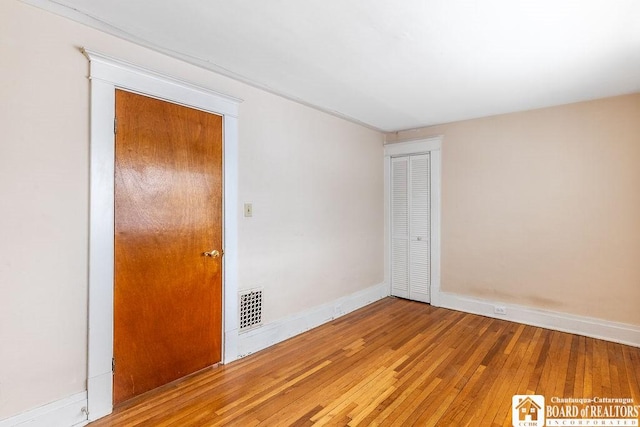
[114,90,223,405]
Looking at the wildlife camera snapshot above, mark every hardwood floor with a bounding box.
[90,297,640,426]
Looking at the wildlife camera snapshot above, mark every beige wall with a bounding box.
[387,93,640,326]
[0,1,383,419]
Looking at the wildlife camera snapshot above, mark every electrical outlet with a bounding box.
[494,306,507,315]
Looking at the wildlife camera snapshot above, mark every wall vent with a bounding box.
[239,288,263,332]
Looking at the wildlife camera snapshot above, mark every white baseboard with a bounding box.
[0,392,88,427]
[237,282,388,358]
[436,291,640,348]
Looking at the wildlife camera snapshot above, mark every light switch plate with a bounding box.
[244,203,253,217]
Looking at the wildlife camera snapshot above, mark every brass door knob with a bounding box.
[203,250,222,258]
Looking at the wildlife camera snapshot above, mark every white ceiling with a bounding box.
[26,0,640,132]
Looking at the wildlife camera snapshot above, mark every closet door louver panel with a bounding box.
[409,154,430,303]
[390,153,431,303]
[391,157,409,298]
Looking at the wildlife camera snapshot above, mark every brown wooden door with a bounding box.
[114,89,223,405]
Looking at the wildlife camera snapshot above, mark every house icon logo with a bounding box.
[512,395,545,427]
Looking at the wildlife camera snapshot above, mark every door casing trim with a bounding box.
[383,137,442,307]
[83,49,241,421]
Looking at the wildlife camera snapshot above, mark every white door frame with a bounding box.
[384,137,442,306]
[83,49,241,421]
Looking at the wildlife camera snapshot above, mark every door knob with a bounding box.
[203,249,222,258]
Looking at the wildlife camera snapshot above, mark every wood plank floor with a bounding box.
[90,297,640,426]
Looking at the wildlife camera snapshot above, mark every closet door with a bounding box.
[391,154,431,303]
[391,157,410,299]
[409,154,430,302]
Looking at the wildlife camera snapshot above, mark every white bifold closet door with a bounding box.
[391,154,431,303]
